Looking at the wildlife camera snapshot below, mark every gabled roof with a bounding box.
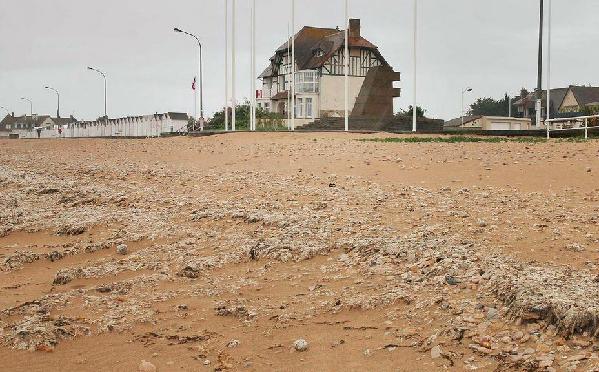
[513,88,569,109]
[259,24,387,79]
[0,114,77,131]
[567,86,599,107]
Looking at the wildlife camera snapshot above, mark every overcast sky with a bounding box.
[1,0,598,121]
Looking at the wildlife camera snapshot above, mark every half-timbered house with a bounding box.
[258,19,401,127]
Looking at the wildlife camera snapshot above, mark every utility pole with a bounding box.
[536,0,544,127]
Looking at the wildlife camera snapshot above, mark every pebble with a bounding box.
[430,345,442,359]
[294,339,309,352]
[116,244,128,255]
[138,360,156,372]
[227,339,240,348]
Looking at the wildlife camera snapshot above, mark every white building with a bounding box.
[257,19,401,127]
[65,113,189,138]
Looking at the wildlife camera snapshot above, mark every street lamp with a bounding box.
[87,66,107,119]
[174,27,204,131]
[461,87,473,126]
[44,86,60,118]
[21,97,33,116]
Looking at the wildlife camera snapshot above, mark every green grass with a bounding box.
[359,136,595,144]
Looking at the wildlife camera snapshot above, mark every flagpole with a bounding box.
[344,0,349,132]
[412,0,417,133]
[225,0,229,131]
[291,0,295,131]
[232,0,236,131]
[546,0,552,120]
[251,0,256,131]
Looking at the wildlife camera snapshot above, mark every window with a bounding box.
[296,98,304,118]
[295,71,319,93]
[305,98,313,119]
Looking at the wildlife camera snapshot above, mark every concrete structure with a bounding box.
[257,19,400,128]
[445,116,533,131]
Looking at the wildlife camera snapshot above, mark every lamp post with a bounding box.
[461,87,473,126]
[174,27,204,131]
[44,86,60,118]
[87,66,107,119]
[21,97,33,116]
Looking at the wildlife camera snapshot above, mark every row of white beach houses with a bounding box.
[1,112,189,139]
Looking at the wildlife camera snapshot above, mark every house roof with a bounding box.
[259,24,386,78]
[0,114,77,131]
[513,88,569,109]
[567,86,599,107]
[166,112,189,121]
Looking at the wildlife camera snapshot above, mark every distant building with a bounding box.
[514,85,599,119]
[445,116,533,131]
[513,88,569,119]
[0,113,77,137]
[559,85,599,114]
[257,19,401,127]
[65,112,189,138]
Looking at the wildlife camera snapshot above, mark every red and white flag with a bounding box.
[192,77,197,91]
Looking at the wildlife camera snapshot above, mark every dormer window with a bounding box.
[313,48,324,57]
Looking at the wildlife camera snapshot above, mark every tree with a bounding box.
[396,105,426,118]
[208,100,285,130]
[468,94,516,117]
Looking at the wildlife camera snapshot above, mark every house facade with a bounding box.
[559,86,599,114]
[257,19,401,127]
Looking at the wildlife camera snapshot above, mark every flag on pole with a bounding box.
[192,77,197,91]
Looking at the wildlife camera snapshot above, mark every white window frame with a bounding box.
[305,97,313,119]
[296,98,304,118]
[295,71,319,94]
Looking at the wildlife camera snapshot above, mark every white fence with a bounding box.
[13,113,188,139]
[545,115,599,139]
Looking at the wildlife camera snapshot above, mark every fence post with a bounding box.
[585,118,588,140]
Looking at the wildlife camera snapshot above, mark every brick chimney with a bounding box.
[349,19,360,38]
